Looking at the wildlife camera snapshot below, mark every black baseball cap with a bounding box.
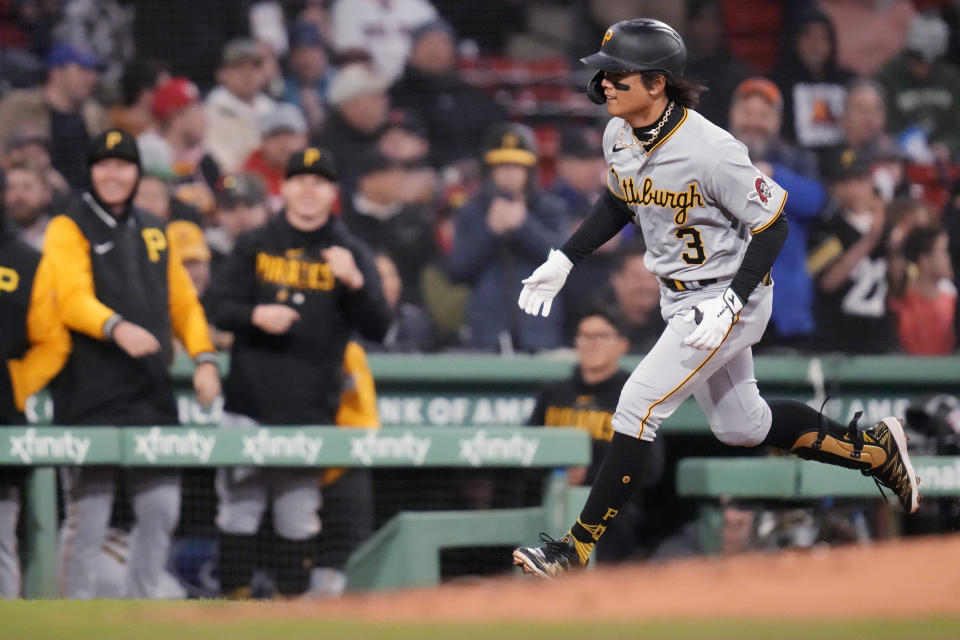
[87,129,141,169]
[285,146,338,181]
[355,148,402,177]
[822,147,871,183]
[216,173,267,209]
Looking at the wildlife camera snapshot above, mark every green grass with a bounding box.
[1,601,958,640]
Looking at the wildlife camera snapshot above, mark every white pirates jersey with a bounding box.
[604,107,787,281]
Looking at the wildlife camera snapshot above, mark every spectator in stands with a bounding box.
[283,21,332,132]
[53,0,134,82]
[682,0,750,128]
[604,243,665,354]
[205,39,277,173]
[886,197,936,298]
[43,130,219,599]
[944,182,960,344]
[107,58,170,137]
[527,306,665,563]
[816,0,915,76]
[653,499,759,559]
[206,173,270,277]
[0,204,70,600]
[362,252,437,352]
[390,19,506,168]
[769,9,854,152]
[376,110,438,206]
[3,162,53,251]
[838,79,894,161]
[329,0,438,82]
[445,123,568,352]
[727,77,827,349]
[312,64,391,187]
[548,126,606,218]
[807,149,896,354]
[0,43,107,190]
[342,148,436,303]
[875,11,960,161]
[1,130,69,197]
[242,104,309,213]
[138,77,219,189]
[203,147,390,599]
[889,225,956,355]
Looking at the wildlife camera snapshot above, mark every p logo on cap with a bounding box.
[303,148,321,167]
[106,131,123,150]
[502,133,519,148]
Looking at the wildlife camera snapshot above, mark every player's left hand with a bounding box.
[193,361,221,408]
[322,246,364,290]
[683,288,743,350]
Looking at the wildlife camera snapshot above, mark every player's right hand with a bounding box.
[518,249,573,317]
[112,320,162,357]
[251,304,301,334]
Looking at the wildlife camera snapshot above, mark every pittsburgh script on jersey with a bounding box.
[256,252,335,290]
[615,173,705,224]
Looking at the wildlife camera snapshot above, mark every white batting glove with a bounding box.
[518,249,573,317]
[683,288,744,350]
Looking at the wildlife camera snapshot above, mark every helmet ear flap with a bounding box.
[586,70,606,105]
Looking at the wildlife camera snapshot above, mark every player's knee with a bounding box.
[274,512,321,541]
[710,421,767,447]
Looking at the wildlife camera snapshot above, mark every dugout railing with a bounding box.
[5,425,590,598]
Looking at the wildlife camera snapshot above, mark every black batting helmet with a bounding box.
[582,18,687,105]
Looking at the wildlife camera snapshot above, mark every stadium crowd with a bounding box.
[2,0,960,598]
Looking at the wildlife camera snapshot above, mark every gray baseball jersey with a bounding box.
[603,107,787,282]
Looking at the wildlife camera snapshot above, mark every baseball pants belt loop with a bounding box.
[659,277,718,292]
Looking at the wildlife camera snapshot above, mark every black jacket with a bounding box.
[44,193,213,425]
[204,213,391,424]
[1,222,39,424]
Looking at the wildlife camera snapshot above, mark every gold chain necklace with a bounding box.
[617,101,675,151]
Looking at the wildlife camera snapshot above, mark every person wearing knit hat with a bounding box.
[241,104,308,209]
[445,121,569,351]
[203,146,389,597]
[311,64,390,181]
[41,128,220,599]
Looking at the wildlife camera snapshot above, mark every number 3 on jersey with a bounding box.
[675,227,706,265]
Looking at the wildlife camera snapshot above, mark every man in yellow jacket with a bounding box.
[42,129,220,599]
[1,208,70,598]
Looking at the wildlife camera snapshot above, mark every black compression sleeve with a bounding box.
[560,190,633,264]
[729,213,789,303]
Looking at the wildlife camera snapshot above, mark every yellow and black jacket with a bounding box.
[204,214,390,425]
[43,193,214,425]
[1,222,70,425]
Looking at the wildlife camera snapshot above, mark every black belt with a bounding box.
[659,277,718,292]
[659,272,772,292]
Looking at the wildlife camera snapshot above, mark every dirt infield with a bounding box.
[262,533,960,623]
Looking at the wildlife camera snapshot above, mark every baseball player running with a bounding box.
[513,18,920,578]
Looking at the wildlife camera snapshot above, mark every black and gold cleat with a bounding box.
[863,417,921,514]
[513,533,580,578]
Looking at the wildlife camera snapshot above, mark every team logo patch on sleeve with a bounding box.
[750,176,773,207]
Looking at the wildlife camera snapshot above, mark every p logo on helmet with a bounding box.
[602,29,613,45]
[105,131,123,150]
[303,148,321,167]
